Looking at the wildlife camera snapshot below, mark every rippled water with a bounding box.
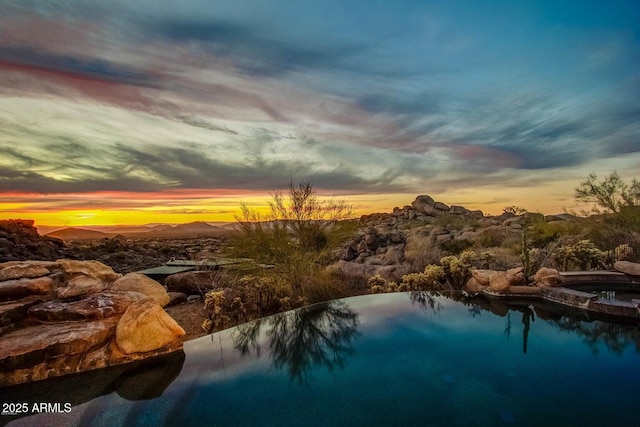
[4,292,640,426]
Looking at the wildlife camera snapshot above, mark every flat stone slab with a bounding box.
[0,296,44,328]
[0,277,55,302]
[29,291,146,322]
[0,319,116,371]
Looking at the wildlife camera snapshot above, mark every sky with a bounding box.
[1,0,639,226]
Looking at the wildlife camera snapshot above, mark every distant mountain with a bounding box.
[46,227,110,240]
[107,225,156,234]
[144,221,223,237]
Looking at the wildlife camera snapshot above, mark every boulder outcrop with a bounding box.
[533,267,563,287]
[116,300,185,354]
[614,261,640,276]
[467,267,527,293]
[0,220,71,262]
[335,194,505,281]
[110,273,170,307]
[0,259,185,387]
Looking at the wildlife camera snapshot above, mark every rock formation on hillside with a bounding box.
[0,259,185,387]
[0,220,73,262]
[330,195,539,281]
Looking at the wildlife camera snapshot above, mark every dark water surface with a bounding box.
[5,292,640,426]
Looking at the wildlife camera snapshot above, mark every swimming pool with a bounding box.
[4,291,640,426]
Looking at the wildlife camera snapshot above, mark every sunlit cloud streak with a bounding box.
[0,0,639,223]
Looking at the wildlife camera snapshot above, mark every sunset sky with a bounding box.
[1,1,639,226]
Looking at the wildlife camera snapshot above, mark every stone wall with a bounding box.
[0,260,185,387]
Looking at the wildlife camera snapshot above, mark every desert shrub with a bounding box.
[202,274,294,333]
[231,182,353,301]
[432,213,478,231]
[503,206,527,216]
[439,238,473,254]
[404,230,443,271]
[475,226,523,251]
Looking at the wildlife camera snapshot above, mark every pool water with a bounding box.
[5,292,640,426]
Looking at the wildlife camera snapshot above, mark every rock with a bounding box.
[614,261,640,276]
[472,269,499,286]
[327,260,410,281]
[489,271,511,292]
[533,267,562,287]
[0,319,116,371]
[56,274,104,299]
[167,292,188,306]
[502,217,522,227]
[465,277,487,292]
[422,205,441,217]
[165,271,224,295]
[455,231,477,241]
[0,276,55,302]
[450,205,469,215]
[411,195,435,213]
[56,259,121,284]
[110,273,170,307]
[186,295,202,303]
[0,296,44,328]
[523,212,544,222]
[434,202,450,211]
[29,291,147,322]
[0,264,51,281]
[380,245,405,266]
[115,300,185,354]
[506,266,526,286]
[436,233,452,242]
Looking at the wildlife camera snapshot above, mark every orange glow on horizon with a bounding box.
[0,185,580,227]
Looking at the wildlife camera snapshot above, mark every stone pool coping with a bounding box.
[482,271,640,320]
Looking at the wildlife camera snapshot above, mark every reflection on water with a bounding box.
[439,291,640,356]
[1,350,185,424]
[5,292,640,427]
[233,300,360,383]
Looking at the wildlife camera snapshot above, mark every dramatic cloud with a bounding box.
[1,0,639,223]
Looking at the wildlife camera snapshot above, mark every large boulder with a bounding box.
[465,277,487,292]
[0,276,55,302]
[56,259,121,284]
[472,269,499,286]
[29,291,147,322]
[115,300,185,354]
[165,271,224,295]
[56,274,104,299]
[614,261,640,276]
[506,266,526,286]
[0,296,44,327]
[411,195,435,214]
[110,273,170,307]
[0,319,116,371]
[533,267,562,287]
[488,271,511,292]
[380,245,405,266]
[0,264,51,281]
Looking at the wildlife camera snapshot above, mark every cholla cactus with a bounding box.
[440,254,473,289]
[614,243,633,261]
[553,240,608,271]
[400,264,445,291]
[203,290,229,333]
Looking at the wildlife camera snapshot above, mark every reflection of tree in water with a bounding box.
[423,291,640,356]
[409,291,442,314]
[546,317,640,355]
[233,300,360,384]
